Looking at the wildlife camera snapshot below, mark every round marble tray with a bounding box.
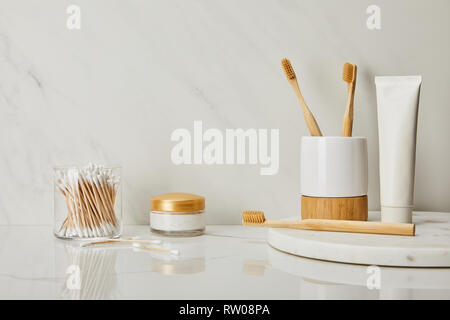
[268,212,450,267]
[267,246,450,289]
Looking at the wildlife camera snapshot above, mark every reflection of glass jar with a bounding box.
[61,246,118,300]
[53,165,122,240]
[150,193,205,236]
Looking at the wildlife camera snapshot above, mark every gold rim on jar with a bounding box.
[150,192,205,212]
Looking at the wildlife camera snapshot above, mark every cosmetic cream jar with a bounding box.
[150,192,205,236]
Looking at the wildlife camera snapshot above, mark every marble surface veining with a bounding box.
[0,224,449,299]
[0,1,449,225]
[269,212,450,267]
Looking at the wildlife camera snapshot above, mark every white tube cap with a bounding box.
[381,206,412,223]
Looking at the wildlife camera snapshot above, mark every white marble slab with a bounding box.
[0,224,449,299]
[268,211,450,267]
[268,246,450,289]
[0,1,449,225]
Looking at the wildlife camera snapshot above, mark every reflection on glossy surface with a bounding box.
[61,246,117,300]
[145,234,206,275]
[268,245,450,299]
[242,260,269,276]
[151,258,205,275]
[0,225,449,299]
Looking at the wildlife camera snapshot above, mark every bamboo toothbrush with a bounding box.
[242,211,415,236]
[341,62,357,137]
[281,58,323,136]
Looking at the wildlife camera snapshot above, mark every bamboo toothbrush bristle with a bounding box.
[342,62,356,83]
[242,210,266,225]
[281,57,323,136]
[342,62,357,137]
[281,58,296,80]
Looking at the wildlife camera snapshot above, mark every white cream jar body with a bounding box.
[150,193,205,236]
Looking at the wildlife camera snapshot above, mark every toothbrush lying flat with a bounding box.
[242,211,415,236]
[281,58,323,136]
[341,62,357,137]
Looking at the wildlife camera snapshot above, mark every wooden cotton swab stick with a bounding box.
[131,243,180,255]
[81,238,163,247]
[79,177,106,235]
[80,239,179,255]
[56,164,121,239]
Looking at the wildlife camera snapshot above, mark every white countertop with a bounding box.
[1,224,449,300]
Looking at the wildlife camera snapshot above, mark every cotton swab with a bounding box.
[132,243,180,256]
[55,163,120,239]
[80,238,163,247]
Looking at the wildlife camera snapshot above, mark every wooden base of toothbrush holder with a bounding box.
[301,195,368,221]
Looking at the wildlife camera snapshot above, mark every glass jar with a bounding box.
[150,192,205,236]
[53,164,122,240]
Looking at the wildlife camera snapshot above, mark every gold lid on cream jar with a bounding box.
[150,193,205,237]
[151,192,205,212]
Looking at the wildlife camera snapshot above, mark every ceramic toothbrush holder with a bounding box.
[300,136,368,221]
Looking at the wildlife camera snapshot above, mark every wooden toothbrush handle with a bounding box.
[290,81,322,136]
[342,83,355,137]
[266,219,415,236]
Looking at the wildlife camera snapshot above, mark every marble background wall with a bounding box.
[0,0,449,225]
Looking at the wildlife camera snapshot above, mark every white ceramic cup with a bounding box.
[301,136,368,198]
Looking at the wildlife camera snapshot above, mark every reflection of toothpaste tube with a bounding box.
[375,76,422,223]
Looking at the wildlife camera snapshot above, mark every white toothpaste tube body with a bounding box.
[375,76,422,223]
